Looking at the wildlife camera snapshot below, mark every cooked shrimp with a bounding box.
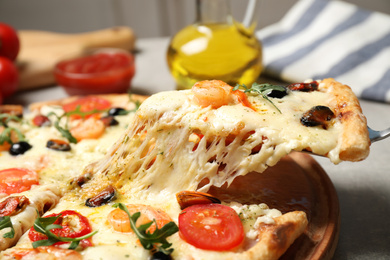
[192,80,234,108]
[7,246,82,260]
[70,118,106,142]
[107,204,172,233]
[231,89,255,110]
[192,80,255,111]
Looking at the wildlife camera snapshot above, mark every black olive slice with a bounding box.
[46,139,71,151]
[287,81,318,92]
[85,185,116,207]
[108,107,126,116]
[266,86,288,98]
[71,172,93,188]
[150,251,172,260]
[100,116,119,126]
[300,105,335,129]
[9,141,32,156]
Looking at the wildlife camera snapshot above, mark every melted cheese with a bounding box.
[77,87,342,204]
[1,85,340,259]
[0,106,136,191]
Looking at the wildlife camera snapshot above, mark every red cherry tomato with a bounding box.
[178,203,244,251]
[55,50,135,95]
[0,57,18,98]
[28,210,94,248]
[0,23,20,61]
[32,115,51,127]
[62,96,111,119]
[0,168,39,195]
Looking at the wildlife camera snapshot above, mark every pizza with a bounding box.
[0,78,370,259]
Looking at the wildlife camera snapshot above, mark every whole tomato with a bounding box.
[0,91,3,105]
[0,57,18,98]
[0,23,20,61]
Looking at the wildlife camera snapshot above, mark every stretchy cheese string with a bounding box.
[77,89,341,203]
[77,95,287,203]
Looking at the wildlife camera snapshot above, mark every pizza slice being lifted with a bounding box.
[1,78,369,259]
[77,77,370,197]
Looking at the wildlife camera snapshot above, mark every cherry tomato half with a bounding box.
[62,96,111,120]
[0,168,39,195]
[0,23,20,61]
[178,203,244,251]
[0,57,18,98]
[28,210,94,248]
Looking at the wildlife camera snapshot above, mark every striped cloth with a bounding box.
[256,0,390,103]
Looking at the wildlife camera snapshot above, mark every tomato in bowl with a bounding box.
[54,49,135,95]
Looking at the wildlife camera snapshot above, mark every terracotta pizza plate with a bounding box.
[206,151,340,260]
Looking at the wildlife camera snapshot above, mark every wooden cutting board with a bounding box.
[16,27,136,91]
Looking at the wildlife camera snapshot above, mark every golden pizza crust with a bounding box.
[0,105,24,117]
[170,211,308,260]
[319,78,370,161]
[239,211,308,260]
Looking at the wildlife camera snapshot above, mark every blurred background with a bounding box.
[1,0,389,39]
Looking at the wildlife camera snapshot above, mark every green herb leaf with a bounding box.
[113,203,178,256]
[53,121,77,144]
[46,111,77,144]
[64,106,107,119]
[0,113,28,147]
[0,216,15,238]
[234,83,284,113]
[0,114,23,126]
[128,94,142,110]
[118,95,141,116]
[0,127,25,145]
[31,211,97,249]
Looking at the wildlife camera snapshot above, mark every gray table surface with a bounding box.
[10,37,390,259]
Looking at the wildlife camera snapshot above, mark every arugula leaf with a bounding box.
[64,106,107,119]
[45,96,142,144]
[115,96,141,116]
[113,203,178,256]
[46,112,77,144]
[234,83,284,113]
[0,127,25,145]
[47,105,111,144]
[128,94,142,109]
[0,114,23,127]
[0,216,15,238]
[128,95,141,114]
[53,121,77,144]
[31,212,97,249]
[0,113,26,145]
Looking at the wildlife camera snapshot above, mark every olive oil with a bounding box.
[167,22,262,90]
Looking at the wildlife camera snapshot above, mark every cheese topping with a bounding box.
[1,83,344,259]
[0,105,136,191]
[229,202,282,239]
[78,86,342,205]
